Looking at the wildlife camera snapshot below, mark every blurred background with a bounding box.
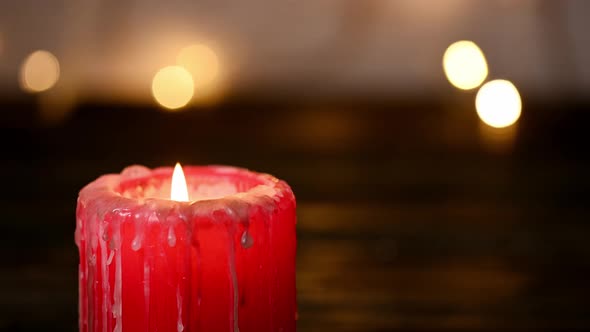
[1,0,590,331]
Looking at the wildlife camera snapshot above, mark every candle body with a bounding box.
[76,166,296,332]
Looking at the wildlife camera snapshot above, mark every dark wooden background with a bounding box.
[0,95,589,331]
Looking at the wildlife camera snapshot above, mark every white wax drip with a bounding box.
[131,229,143,251]
[100,223,110,332]
[168,226,177,247]
[113,221,123,332]
[176,287,184,332]
[79,269,87,328]
[83,220,92,331]
[106,251,114,266]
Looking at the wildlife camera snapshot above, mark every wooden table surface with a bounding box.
[0,100,588,331]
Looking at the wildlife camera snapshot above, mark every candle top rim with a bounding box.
[78,164,294,219]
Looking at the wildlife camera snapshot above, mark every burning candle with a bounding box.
[75,164,297,332]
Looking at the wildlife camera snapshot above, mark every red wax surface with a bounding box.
[76,165,296,332]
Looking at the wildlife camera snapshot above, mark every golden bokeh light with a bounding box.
[151,66,194,110]
[476,79,522,128]
[443,40,488,90]
[176,44,220,88]
[20,50,60,93]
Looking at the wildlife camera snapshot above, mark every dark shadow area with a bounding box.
[1,95,589,331]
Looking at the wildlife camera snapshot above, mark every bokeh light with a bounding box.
[176,44,220,88]
[443,40,488,90]
[476,79,522,128]
[20,50,60,93]
[151,66,194,110]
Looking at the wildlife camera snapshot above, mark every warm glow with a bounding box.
[152,66,194,110]
[171,163,189,202]
[20,50,60,92]
[443,40,488,90]
[38,85,77,126]
[176,44,220,88]
[476,79,522,128]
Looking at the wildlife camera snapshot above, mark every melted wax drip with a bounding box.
[228,224,240,332]
[240,231,254,249]
[100,223,110,332]
[113,219,123,332]
[168,226,177,247]
[177,287,184,332]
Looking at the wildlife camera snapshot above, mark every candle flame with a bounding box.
[171,163,189,202]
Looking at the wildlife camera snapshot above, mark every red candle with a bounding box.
[75,164,297,332]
